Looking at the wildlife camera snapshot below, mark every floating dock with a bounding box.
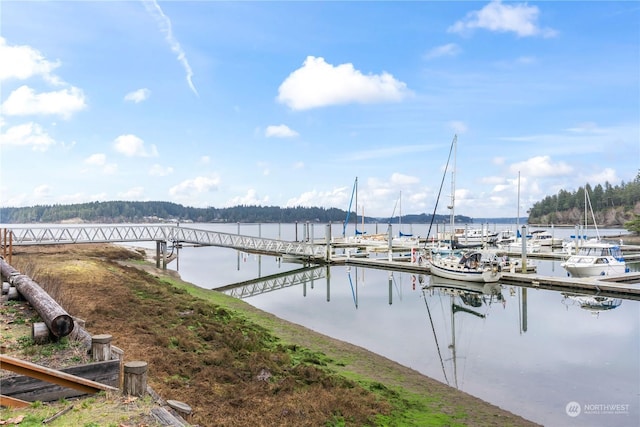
[332,256,640,301]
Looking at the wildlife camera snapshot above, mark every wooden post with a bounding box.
[325,224,331,261]
[123,361,147,396]
[32,322,52,344]
[166,399,193,422]
[111,345,125,389]
[91,334,112,362]
[7,286,19,301]
[155,241,161,268]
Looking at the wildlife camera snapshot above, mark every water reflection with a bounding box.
[561,293,622,316]
[230,263,638,427]
[421,276,505,389]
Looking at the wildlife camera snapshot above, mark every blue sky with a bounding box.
[1,1,638,219]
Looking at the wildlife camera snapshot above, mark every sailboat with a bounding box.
[342,177,366,238]
[390,191,419,247]
[397,191,413,238]
[427,136,504,283]
[560,187,627,277]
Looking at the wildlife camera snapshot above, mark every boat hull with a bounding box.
[560,261,627,278]
[428,258,501,283]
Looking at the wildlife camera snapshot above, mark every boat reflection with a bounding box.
[421,275,506,389]
[424,275,506,307]
[561,292,622,316]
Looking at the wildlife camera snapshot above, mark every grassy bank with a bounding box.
[1,244,539,426]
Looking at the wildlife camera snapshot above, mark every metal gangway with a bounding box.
[1,225,330,266]
[216,266,327,298]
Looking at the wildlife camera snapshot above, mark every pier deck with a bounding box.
[334,256,640,300]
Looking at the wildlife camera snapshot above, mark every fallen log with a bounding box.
[0,258,74,338]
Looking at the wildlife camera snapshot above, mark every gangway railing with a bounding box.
[217,266,326,298]
[1,225,327,260]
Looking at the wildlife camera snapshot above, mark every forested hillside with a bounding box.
[527,174,640,227]
[0,201,468,225]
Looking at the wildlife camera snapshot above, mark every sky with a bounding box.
[0,1,638,219]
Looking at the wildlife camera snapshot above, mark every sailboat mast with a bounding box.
[449,135,457,239]
[355,177,358,236]
[516,171,520,230]
[399,190,402,235]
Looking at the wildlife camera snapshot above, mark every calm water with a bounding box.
[163,223,640,427]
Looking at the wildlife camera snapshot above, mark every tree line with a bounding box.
[527,173,640,226]
[0,201,470,225]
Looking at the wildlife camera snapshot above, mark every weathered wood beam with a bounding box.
[0,354,119,395]
[0,394,30,408]
[2,359,120,402]
[0,258,74,337]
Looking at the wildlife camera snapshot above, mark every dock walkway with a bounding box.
[334,256,640,300]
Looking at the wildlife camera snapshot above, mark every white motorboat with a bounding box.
[560,240,627,277]
[560,186,628,277]
[529,229,563,247]
[454,227,498,245]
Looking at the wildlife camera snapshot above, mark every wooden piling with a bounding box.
[123,361,147,396]
[91,334,112,362]
[166,399,193,422]
[7,286,19,301]
[32,322,52,344]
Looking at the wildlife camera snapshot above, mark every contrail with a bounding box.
[143,0,198,96]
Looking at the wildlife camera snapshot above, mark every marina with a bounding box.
[3,223,640,299]
[1,222,639,426]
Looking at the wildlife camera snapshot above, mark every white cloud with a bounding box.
[149,164,174,176]
[2,85,86,119]
[390,173,420,186]
[199,156,210,164]
[118,187,145,199]
[277,56,411,110]
[286,186,350,209]
[509,156,573,177]
[113,134,158,157]
[33,184,52,199]
[124,88,151,103]
[0,122,55,151]
[169,175,220,197]
[492,157,507,166]
[424,43,461,60]
[586,168,619,186]
[448,0,557,38]
[85,153,106,166]
[142,0,198,96]
[83,153,117,174]
[293,161,304,169]
[448,121,468,134]
[225,189,270,207]
[265,124,299,138]
[0,37,60,83]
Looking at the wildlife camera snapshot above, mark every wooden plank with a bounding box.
[0,394,30,408]
[0,355,119,401]
[1,359,120,402]
[150,407,188,426]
